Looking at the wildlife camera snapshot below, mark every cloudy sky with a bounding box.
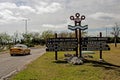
[0,0,120,36]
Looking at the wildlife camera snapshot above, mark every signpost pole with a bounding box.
[79,29,82,57]
[69,13,87,58]
[55,33,58,60]
[75,29,78,57]
[100,32,103,60]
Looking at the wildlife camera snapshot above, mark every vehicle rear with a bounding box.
[10,44,30,56]
[10,47,24,56]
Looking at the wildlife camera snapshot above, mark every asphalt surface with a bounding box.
[0,48,45,80]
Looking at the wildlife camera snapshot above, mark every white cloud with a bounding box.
[89,12,116,20]
[35,2,62,14]
[30,29,40,33]
[0,0,120,35]
[19,6,36,14]
[0,2,17,9]
[0,2,27,23]
[41,24,67,31]
[105,24,114,28]
[0,1,62,24]
[0,9,24,23]
[42,24,55,28]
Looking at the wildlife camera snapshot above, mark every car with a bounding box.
[10,44,31,56]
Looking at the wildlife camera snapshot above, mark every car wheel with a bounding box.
[10,54,14,56]
[28,52,30,55]
[23,52,26,56]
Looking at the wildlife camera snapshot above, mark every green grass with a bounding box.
[11,44,120,80]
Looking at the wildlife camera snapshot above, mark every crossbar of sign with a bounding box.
[82,47,110,51]
[81,41,107,45]
[46,42,78,46]
[46,47,77,51]
[81,37,108,41]
[47,38,78,42]
[47,44,78,48]
[81,43,110,51]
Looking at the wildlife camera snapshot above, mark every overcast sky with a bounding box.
[0,0,120,36]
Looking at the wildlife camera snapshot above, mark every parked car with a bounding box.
[10,44,31,56]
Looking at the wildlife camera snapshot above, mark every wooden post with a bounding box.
[79,29,82,57]
[75,29,78,57]
[100,32,102,60]
[69,13,86,57]
[55,33,58,60]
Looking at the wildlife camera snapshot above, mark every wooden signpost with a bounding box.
[81,32,110,60]
[46,13,110,61]
[46,33,78,60]
[68,13,88,57]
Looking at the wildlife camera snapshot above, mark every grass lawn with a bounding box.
[11,44,120,80]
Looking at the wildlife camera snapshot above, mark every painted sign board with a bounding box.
[81,37,110,51]
[46,38,78,51]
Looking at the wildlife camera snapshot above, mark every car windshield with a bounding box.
[14,44,27,48]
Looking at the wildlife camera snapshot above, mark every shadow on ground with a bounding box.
[85,60,120,71]
[10,54,31,57]
[52,59,120,72]
[53,60,68,64]
[53,59,120,71]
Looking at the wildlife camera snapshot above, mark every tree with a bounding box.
[0,33,11,44]
[29,32,43,45]
[0,33,11,50]
[41,30,54,41]
[58,32,69,37]
[81,31,87,37]
[111,23,120,47]
[22,33,32,41]
[12,31,20,44]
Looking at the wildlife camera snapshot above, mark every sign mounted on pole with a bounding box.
[46,38,78,51]
[81,37,110,51]
[46,13,110,61]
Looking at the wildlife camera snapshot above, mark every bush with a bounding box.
[25,43,34,47]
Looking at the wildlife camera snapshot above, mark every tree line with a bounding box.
[0,30,78,51]
[0,23,120,51]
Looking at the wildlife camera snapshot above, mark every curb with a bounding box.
[0,70,17,80]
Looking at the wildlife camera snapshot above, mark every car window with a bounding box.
[14,44,28,48]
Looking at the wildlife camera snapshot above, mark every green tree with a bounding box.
[0,33,11,50]
[81,31,87,37]
[21,33,34,47]
[12,31,21,44]
[111,23,120,47]
[41,30,54,41]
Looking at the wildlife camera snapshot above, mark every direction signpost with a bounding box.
[68,13,88,57]
[46,13,110,62]
[46,33,78,60]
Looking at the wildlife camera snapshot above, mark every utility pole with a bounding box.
[106,27,107,37]
[23,19,30,34]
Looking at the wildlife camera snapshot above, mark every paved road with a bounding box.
[0,48,45,80]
